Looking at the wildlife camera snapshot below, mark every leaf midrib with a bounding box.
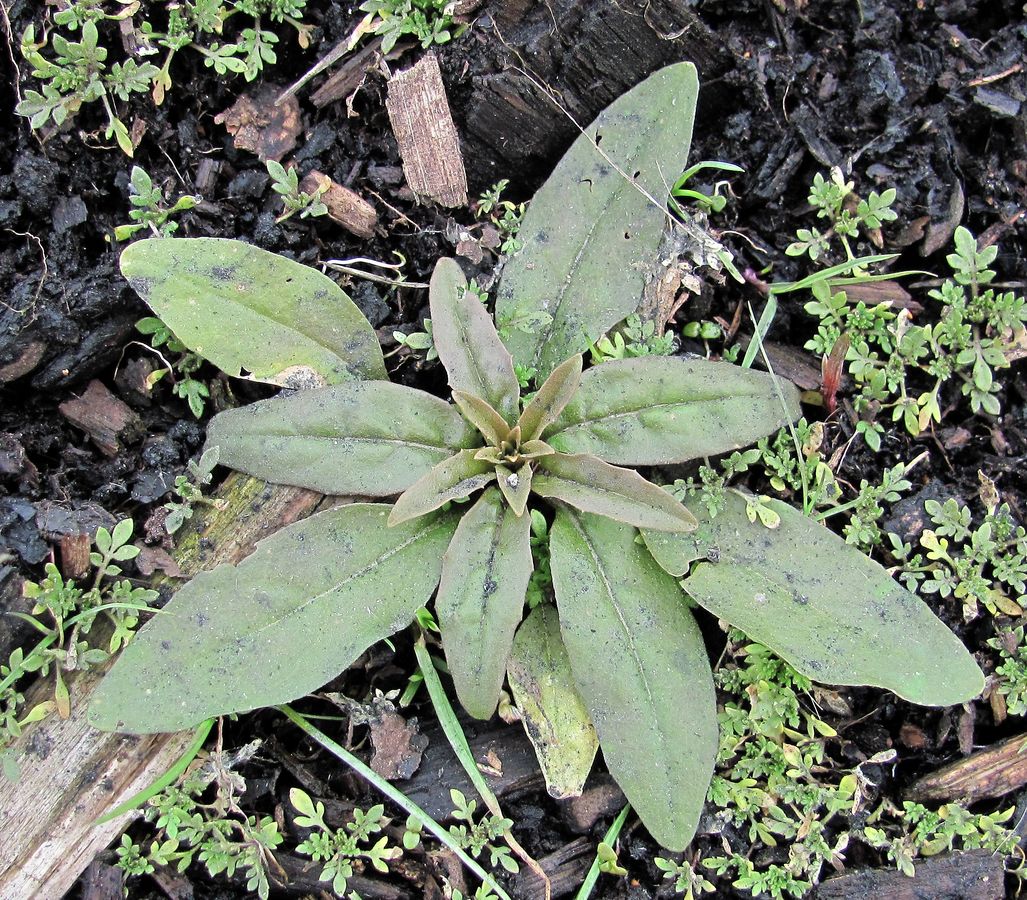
[174,270,364,371]
[242,516,448,643]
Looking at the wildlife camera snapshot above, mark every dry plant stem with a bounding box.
[278,704,513,900]
[413,637,552,900]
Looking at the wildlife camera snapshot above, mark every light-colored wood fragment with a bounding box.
[0,473,321,900]
[385,52,468,208]
[301,170,378,239]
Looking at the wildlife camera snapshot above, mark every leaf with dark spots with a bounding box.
[88,505,457,734]
[549,508,717,850]
[517,354,583,442]
[681,492,984,706]
[389,450,496,526]
[429,258,520,423]
[121,238,386,384]
[437,489,533,719]
[545,357,802,465]
[495,63,700,379]
[533,453,697,532]
[206,381,479,496]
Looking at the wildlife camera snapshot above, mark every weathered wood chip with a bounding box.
[385,52,468,208]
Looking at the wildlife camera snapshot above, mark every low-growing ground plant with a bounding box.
[88,65,983,863]
[16,1,311,155]
[789,171,1027,450]
[115,165,199,241]
[1,519,155,780]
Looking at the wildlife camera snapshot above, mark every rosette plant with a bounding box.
[90,62,984,852]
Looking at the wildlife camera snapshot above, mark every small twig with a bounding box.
[275,15,377,105]
[969,63,1023,87]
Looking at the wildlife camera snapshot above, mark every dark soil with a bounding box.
[1,0,1026,898]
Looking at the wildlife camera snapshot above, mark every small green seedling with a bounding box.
[670,160,744,216]
[358,0,455,53]
[115,165,199,240]
[90,65,984,855]
[16,2,312,155]
[266,160,329,223]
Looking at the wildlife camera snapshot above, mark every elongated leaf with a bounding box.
[89,505,457,733]
[206,382,479,496]
[452,391,511,446]
[389,450,496,525]
[495,63,699,379]
[430,258,520,423]
[507,604,598,799]
[437,488,533,719]
[550,509,717,850]
[545,357,801,465]
[517,354,583,441]
[681,493,984,706]
[533,453,696,532]
[122,238,386,384]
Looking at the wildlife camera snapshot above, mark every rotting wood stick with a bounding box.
[907,730,1027,804]
[386,52,468,208]
[301,170,378,239]
[0,473,321,900]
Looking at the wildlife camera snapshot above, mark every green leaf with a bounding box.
[206,382,479,496]
[533,453,697,532]
[452,390,512,446]
[680,493,985,706]
[89,504,457,733]
[389,451,496,526]
[429,258,520,423]
[507,604,598,799]
[496,464,532,516]
[517,354,583,441]
[495,63,699,379]
[436,488,533,719]
[545,357,801,465]
[550,509,717,850]
[120,238,386,384]
[640,529,707,577]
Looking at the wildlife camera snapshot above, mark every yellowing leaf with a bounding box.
[121,238,386,384]
[508,604,598,799]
